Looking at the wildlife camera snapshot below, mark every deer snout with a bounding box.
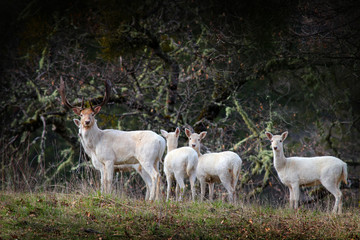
[192,144,196,148]
[273,146,278,151]
[84,120,91,125]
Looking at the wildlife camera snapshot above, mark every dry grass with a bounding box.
[0,191,359,239]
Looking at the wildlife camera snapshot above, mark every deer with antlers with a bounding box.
[59,77,165,200]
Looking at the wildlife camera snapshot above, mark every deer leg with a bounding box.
[175,175,185,201]
[104,161,114,194]
[189,173,197,201]
[292,184,300,209]
[174,173,185,201]
[175,183,179,201]
[90,157,104,193]
[155,160,161,201]
[209,183,215,201]
[322,180,343,214]
[141,163,160,201]
[220,174,235,203]
[199,179,206,202]
[232,171,240,203]
[165,171,172,201]
[222,181,235,203]
[288,185,294,209]
[98,167,104,193]
[139,166,152,201]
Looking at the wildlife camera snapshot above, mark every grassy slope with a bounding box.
[0,192,359,240]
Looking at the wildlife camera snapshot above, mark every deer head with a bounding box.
[160,127,180,152]
[185,128,207,152]
[265,131,288,152]
[59,76,111,129]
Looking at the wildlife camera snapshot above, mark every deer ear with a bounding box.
[281,131,288,141]
[199,131,207,140]
[160,130,168,138]
[72,108,81,116]
[265,132,273,141]
[73,119,81,127]
[93,106,102,115]
[185,128,192,138]
[175,127,180,137]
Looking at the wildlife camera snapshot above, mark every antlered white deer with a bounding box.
[160,128,198,201]
[185,128,242,202]
[74,119,153,200]
[59,77,165,200]
[265,131,348,214]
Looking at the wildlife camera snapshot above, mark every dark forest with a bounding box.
[1,0,359,205]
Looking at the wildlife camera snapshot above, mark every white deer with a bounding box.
[59,77,165,200]
[160,127,198,201]
[74,119,153,200]
[265,131,348,214]
[185,128,242,202]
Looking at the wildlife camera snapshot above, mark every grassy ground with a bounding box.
[0,191,359,240]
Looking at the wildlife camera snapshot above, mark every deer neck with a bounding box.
[195,146,202,157]
[81,122,102,150]
[273,147,287,170]
[167,140,178,152]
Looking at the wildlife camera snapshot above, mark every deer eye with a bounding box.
[280,140,282,142]
[80,114,83,117]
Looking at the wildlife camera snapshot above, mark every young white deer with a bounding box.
[265,131,348,214]
[185,128,242,202]
[60,77,165,200]
[160,128,198,201]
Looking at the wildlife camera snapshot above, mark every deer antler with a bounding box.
[60,76,111,111]
[59,76,83,111]
[96,79,112,108]
[89,101,95,112]
[81,97,85,110]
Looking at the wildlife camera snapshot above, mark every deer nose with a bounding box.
[273,146,278,150]
[192,144,196,148]
[85,120,91,125]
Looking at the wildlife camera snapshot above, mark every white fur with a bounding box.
[265,131,348,214]
[161,128,198,201]
[185,128,242,202]
[74,119,165,201]
[77,126,153,199]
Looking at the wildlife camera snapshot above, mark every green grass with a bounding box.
[0,192,359,239]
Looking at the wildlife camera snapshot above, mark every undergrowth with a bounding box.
[0,191,359,239]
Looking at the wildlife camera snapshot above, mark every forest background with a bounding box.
[0,0,359,206]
